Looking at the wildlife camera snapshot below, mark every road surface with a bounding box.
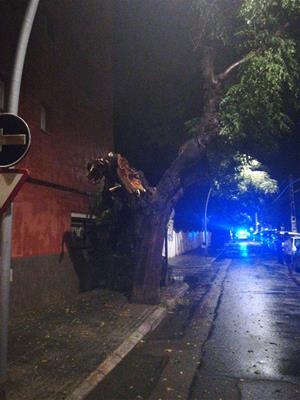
[87,242,300,400]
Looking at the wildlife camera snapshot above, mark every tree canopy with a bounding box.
[189,0,300,154]
[210,154,278,225]
[213,154,278,198]
[114,0,300,181]
[91,0,300,303]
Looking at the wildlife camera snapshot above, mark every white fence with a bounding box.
[162,219,211,258]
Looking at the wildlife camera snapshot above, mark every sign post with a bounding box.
[0,1,39,397]
[0,114,31,399]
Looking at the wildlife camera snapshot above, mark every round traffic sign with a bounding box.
[0,113,31,167]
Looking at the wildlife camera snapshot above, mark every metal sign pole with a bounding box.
[0,0,39,396]
[0,208,12,395]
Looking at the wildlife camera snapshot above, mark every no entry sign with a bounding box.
[0,113,31,167]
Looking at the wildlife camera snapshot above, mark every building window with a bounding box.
[0,80,5,111]
[40,105,47,132]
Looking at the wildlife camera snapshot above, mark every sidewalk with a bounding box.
[170,250,215,278]
[6,252,213,400]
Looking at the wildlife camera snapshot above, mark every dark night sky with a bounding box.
[113,1,300,231]
[113,0,203,184]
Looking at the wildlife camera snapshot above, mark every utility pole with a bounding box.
[0,1,40,398]
[289,175,297,233]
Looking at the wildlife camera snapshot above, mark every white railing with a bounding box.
[162,219,211,258]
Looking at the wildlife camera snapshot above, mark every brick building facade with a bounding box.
[0,0,113,315]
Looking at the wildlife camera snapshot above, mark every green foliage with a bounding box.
[220,46,299,142]
[212,153,278,201]
[240,0,300,31]
[235,154,278,194]
[189,0,300,151]
[219,0,300,146]
[206,153,276,229]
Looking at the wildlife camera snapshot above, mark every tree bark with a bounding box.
[91,49,244,304]
[88,48,246,304]
[130,49,226,303]
[131,209,168,303]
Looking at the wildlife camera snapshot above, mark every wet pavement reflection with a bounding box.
[87,244,300,400]
[190,242,300,399]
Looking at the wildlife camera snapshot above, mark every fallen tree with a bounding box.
[88,0,300,303]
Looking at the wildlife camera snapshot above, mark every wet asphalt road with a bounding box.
[87,243,300,400]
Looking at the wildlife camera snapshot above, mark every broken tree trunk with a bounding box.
[87,48,242,304]
[131,210,168,303]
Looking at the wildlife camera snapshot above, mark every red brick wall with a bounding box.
[0,0,113,259]
[12,184,88,257]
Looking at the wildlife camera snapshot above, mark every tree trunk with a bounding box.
[89,47,246,304]
[131,70,222,303]
[131,207,168,304]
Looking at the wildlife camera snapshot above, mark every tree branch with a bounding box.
[218,54,253,81]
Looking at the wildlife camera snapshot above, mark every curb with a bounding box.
[148,259,231,400]
[66,285,189,400]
